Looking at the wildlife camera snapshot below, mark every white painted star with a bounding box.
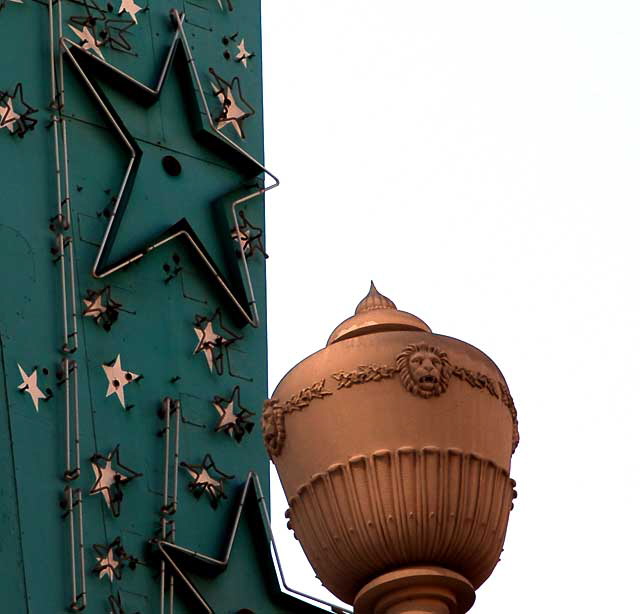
[69,24,105,60]
[17,364,46,411]
[91,460,125,508]
[193,322,223,372]
[96,547,120,582]
[83,294,107,319]
[0,98,20,133]
[119,0,142,25]
[214,397,238,434]
[186,466,223,497]
[235,39,252,68]
[102,355,139,408]
[230,226,250,253]
[212,80,251,138]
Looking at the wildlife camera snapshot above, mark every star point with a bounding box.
[90,446,142,516]
[181,454,233,509]
[0,83,38,137]
[119,0,142,24]
[69,24,105,59]
[95,547,120,582]
[213,386,254,442]
[210,70,255,139]
[0,98,19,133]
[193,321,223,373]
[83,294,107,317]
[17,364,46,411]
[235,39,253,68]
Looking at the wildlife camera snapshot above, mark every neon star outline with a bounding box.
[210,67,255,139]
[60,9,278,327]
[93,542,120,582]
[93,536,137,582]
[156,473,347,614]
[231,209,267,258]
[213,385,254,442]
[192,309,241,374]
[68,0,137,55]
[0,83,38,137]
[83,286,124,330]
[180,453,233,510]
[89,445,142,516]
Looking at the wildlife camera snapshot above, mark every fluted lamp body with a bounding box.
[263,285,519,614]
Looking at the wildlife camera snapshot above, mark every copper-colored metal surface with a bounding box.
[265,284,519,612]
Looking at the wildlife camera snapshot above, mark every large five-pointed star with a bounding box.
[61,9,277,327]
[157,473,343,614]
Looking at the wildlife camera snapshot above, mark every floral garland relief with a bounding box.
[262,344,519,458]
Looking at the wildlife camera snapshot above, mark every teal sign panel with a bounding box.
[0,2,328,612]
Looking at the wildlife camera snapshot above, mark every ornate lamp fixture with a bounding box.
[263,283,518,614]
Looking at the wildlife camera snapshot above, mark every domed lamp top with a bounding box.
[327,282,431,345]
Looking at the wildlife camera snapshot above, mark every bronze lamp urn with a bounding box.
[263,284,518,614]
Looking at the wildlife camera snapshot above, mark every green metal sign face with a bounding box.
[0,2,324,612]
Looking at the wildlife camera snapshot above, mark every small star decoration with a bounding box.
[230,210,267,259]
[93,536,138,582]
[213,385,255,443]
[102,354,140,408]
[0,83,38,137]
[181,454,233,509]
[90,445,142,516]
[209,68,255,139]
[83,286,123,330]
[193,310,241,375]
[68,0,136,55]
[17,364,46,411]
[118,0,142,24]
[235,39,254,68]
[69,23,105,59]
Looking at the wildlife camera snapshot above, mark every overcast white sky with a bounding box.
[261,2,640,611]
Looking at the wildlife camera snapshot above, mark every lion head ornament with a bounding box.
[396,343,451,399]
[261,399,286,457]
